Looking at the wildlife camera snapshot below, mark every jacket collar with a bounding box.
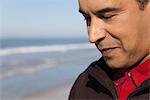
[87,57,117,99]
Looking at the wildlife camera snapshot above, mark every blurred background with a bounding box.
[0,0,101,100]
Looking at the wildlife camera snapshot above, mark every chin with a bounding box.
[103,56,128,69]
[106,63,126,69]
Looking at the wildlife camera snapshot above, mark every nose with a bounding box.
[88,17,107,43]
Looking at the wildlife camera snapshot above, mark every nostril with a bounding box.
[96,38,105,43]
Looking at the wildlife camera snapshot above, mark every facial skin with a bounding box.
[79,0,150,69]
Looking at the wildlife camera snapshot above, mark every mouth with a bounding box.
[100,47,118,55]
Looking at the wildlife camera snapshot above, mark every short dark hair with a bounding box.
[137,0,149,10]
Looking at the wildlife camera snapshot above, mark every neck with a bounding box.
[140,53,150,64]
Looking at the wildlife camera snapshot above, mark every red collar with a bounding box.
[113,59,150,100]
[114,59,150,87]
[129,59,150,86]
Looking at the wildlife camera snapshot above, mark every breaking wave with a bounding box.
[0,43,95,56]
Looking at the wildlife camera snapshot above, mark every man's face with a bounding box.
[79,0,150,69]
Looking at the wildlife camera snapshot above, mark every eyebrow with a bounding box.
[94,7,119,14]
[79,7,119,15]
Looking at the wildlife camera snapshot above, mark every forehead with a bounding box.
[79,0,136,12]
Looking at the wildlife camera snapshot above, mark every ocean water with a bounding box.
[0,38,101,100]
[0,38,88,49]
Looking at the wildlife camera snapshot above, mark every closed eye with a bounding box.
[98,14,117,20]
[94,7,119,21]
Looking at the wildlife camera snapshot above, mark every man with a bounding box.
[69,0,150,100]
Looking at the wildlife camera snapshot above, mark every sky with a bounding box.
[0,0,87,38]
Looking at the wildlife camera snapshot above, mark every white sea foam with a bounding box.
[0,60,56,79]
[0,43,95,56]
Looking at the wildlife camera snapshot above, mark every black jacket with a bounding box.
[69,58,150,100]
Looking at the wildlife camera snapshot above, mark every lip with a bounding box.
[100,47,118,55]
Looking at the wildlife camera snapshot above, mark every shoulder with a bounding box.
[68,60,99,99]
[68,58,115,100]
[73,59,99,83]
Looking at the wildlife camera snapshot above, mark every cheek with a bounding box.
[122,34,139,52]
[119,22,142,54]
[108,19,141,52]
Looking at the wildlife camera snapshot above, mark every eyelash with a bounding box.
[100,15,116,20]
[83,14,116,26]
[83,14,116,21]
